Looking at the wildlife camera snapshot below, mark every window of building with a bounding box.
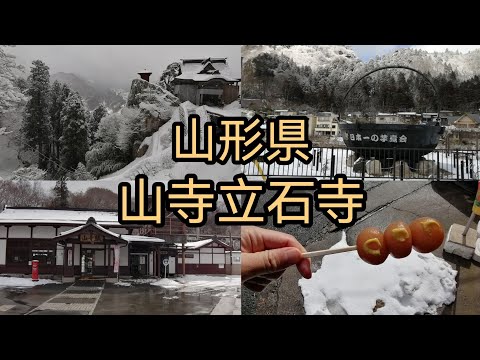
[6,239,31,264]
[32,249,55,265]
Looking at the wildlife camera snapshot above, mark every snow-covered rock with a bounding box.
[126,78,180,133]
[299,232,457,315]
[102,101,242,181]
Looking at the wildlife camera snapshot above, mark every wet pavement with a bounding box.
[242,180,480,315]
[0,278,241,315]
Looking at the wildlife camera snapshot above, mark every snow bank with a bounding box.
[299,233,457,315]
[0,276,60,288]
[151,278,184,289]
[151,275,240,296]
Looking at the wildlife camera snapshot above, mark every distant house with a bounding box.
[314,112,339,137]
[422,113,438,123]
[347,112,363,119]
[171,58,240,106]
[274,109,297,116]
[397,112,421,122]
[375,113,399,124]
[448,113,480,143]
[452,113,480,128]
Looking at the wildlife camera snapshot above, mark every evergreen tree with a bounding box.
[47,80,64,174]
[89,103,108,145]
[71,162,96,180]
[52,178,69,208]
[59,91,88,171]
[21,60,51,169]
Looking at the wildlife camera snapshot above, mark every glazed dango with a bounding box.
[356,227,389,265]
[384,221,412,259]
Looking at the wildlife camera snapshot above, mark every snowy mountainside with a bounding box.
[102,101,242,181]
[242,45,359,70]
[374,48,480,80]
[244,45,480,81]
[51,72,126,111]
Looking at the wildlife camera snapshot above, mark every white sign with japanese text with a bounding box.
[113,245,120,273]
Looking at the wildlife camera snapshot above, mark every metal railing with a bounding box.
[242,147,480,181]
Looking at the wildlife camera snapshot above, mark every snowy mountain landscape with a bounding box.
[0,45,241,181]
[242,45,480,113]
[50,72,127,112]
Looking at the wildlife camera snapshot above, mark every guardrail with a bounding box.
[242,147,479,181]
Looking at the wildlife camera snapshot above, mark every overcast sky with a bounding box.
[9,45,241,89]
[351,45,480,61]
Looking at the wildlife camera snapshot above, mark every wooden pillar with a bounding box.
[104,243,107,276]
[107,242,112,277]
[157,245,162,277]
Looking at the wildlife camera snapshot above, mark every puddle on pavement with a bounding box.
[93,284,234,315]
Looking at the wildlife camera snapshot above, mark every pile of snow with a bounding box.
[103,101,241,181]
[299,232,457,315]
[0,276,60,288]
[151,278,184,289]
[114,281,131,287]
[175,275,240,295]
[151,275,240,296]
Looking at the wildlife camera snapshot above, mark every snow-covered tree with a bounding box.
[0,46,26,115]
[21,60,51,169]
[89,103,107,145]
[85,112,126,177]
[52,178,69,208]
[117,107,144,158]
[47,80,65,174]
[69,162,96,180]
[10,165,47,180]
[59,91,88,171]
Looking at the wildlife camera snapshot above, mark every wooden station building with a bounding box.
[0,207,236,282]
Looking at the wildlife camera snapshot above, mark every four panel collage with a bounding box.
[0,45,479,315]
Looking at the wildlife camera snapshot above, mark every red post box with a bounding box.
[32,260,39,282]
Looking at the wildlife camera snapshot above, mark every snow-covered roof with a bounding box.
[175,58,238,83]
[175,73,238,82]
[397,112,418,116]
[175,239,213,249]
[55,223,165,244]
[455,113,480,124]
[0,208,121,226]
[174,238,231,250]
[121,235,165,244]
[138,69,152,74]
[58,223,120,239]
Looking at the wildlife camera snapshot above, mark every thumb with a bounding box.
[242,247,303,281]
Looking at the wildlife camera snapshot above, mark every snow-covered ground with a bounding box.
[0,276,60,289]
[151,275,240,297]
[103,101,242,182]
[298,233,457,315]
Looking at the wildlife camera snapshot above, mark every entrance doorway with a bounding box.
[81,249,94,276]
[130,253,148,277]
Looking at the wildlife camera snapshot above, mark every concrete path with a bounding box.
[26,280,105,315]
[211,297,241,315]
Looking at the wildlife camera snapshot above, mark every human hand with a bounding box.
[242,226,312,292]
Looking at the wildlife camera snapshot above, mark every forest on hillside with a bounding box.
[0,46,178,180]
[242,50,480,114]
